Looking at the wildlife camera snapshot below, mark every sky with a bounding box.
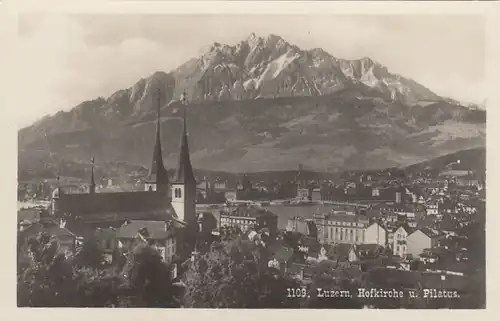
[17,14,486,128]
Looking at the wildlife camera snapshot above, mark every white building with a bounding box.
[364,222,386,246]
[392,225,410,258]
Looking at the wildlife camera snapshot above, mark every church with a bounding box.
[49,90,200,264]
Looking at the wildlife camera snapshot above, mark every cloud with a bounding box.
[17,14,485,128]
[17,14,187,128]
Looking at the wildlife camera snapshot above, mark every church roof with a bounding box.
[173,107,195,185]
[57,191,172,217]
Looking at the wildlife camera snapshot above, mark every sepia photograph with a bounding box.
[15,8,487,309]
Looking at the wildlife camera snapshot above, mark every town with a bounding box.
[17,91,486,309]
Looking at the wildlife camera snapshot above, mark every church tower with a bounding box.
[145,88,170,193]
[51,176,63,217]
[171,92,197,228]
[89,157,96,194]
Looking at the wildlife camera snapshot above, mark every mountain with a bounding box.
[18,33,486,178]
[171,33,441,105]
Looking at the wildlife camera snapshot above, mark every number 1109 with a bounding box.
[286,287,307,298]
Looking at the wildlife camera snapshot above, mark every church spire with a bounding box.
[173,91,195,185]
[89,157,96,194]
[146,88,169,191]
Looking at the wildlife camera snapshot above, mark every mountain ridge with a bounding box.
[18,33,486,175]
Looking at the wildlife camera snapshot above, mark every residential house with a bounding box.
[364,222,387,246]
[356,244,385,259]
[297,235,321,260]
[286,216,317,238]
[220,205,278,235]
[271,245,295,273]
[17,208,42,227]
[388,204,416,219]
[94,227,118,264]
[426,202,439,216]
[459,202,477,215]
[407,228,441,258]
[391,224,412,258]
[289,263,315,282]
[329,243,359,263]
[297,187,312,201]
[116,219,186,265]
[311,188,322,202]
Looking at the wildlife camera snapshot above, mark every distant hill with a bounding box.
[403,147,486,176]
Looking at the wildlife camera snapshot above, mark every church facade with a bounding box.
[49,90,198,262]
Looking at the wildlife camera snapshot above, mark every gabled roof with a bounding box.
[18,209,41,223]
[395,223,413,234]
[330,243,357,260]
[19,222,76,240]
[229,206,277,218]
[116,219,185,240]
[357,243,384,254]
[94,228,117,241]
[273,246,294,263]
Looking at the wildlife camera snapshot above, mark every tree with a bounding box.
[74,267,121,307]
[306,260,364,309]
[73,239,105,269]
[121,242,179,307]
[19,232,121,307]
[19,232,79,307]
[183,237,300,308]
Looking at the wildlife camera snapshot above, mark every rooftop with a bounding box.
[116,219,186,240]
[225,206,277,218]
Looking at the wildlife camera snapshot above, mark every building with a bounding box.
[286,216,317,237]
[329,243,359,263]
[391,224,411,258]
[220,205,278,235]
[116,219,186,264]
[313,212,370,245]
[364,222,387,246]
[49,90,199,265]
[297,187,312,201]
[407,228,441,258]
[94,228,119,264]
[426,202,439,215]
[311,188,321,202]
